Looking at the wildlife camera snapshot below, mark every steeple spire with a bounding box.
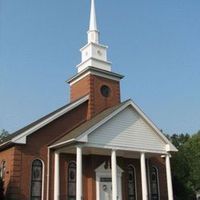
[88,0,99,43]
[89,0,98,31]
[77,0,112,72]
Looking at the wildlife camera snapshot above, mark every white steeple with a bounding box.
[89,0,97,31]
[77,0,112,73]
[88,0,99,43]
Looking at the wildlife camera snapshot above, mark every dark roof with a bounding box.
[0,96,89,145]
[51,100,130,148]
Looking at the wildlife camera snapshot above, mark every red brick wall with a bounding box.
[0,102,88,200]
[70,74,121,119]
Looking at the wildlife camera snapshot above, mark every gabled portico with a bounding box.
[50,100,177,200]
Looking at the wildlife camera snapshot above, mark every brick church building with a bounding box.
[0,1,177,200]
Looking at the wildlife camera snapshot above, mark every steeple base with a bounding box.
[77,58,111,73]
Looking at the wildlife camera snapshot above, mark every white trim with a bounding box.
[46,148,50,200]
[81,142,168,155]
[10,95,89,144]
[69,70,121,86]
[69,71,90,86]
[50,140,168,155]
[48,139,75,149]
[54,152,60,200]
[0,141,10,148]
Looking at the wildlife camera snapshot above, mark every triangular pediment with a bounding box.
[76,101,177,153]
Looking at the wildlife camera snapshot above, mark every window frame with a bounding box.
[30,159,44,200]
[67,161,76,200]
[150,166,160,200]
[0,160,6,180]
[127,164,137,200]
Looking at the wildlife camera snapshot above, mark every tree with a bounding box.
[0,129,9,140]
[169,131,200,199]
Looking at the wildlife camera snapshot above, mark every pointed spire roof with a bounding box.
[89,0,98,31]
[87,0,99,44]
[77,0,112,72]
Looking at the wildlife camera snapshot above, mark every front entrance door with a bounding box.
[95,162,123,200]
[100,177,112,200]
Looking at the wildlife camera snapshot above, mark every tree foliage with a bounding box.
[168,131,200,200]
[0,129,9,140]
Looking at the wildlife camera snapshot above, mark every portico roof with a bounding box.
[50,99,177,153]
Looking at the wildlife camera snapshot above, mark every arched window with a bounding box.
[0,161,6,179]
[30,159,43,200]
[68,161,76,200]
[151,166,159,200]
[127,165,137,200]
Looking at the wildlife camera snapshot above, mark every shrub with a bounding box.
[0,176,4,200]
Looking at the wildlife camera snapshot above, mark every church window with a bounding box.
[30,159,43,200]
[151,166,160,200]
[68,161,76,200]
[127,165,137,200]
[100,85,110,97]
[0,161,6,179]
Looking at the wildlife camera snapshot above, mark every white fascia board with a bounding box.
[48,139,76,149]
[76,99,177,152]
[11,95,89,144]
[82,143,168,155]
[0,141,10,148]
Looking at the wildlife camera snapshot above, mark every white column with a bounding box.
[111,150,118,200]
[54,151,60,200]
[76,146,83,200]
[140,152,148,200]
[166,154,174,200]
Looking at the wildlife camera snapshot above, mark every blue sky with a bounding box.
[0,0,200,134]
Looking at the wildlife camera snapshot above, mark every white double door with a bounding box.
[96,162,123,200]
